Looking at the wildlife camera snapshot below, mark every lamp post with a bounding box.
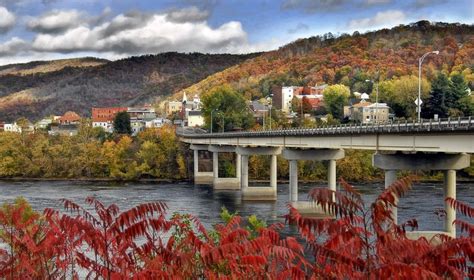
[418,50,439,122]
[365,78,379,123]
[267,94,273,130]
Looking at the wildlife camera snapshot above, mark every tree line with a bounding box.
[0,122,471,181]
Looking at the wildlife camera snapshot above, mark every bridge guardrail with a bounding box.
[176,116,474,138]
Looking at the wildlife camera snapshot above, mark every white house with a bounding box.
[187,111,204,127]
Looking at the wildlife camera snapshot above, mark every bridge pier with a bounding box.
[373,152,470,239]
[283,149,345,216]
[190,144,213,185]
[237,146,281,200]
[208,145,241,190]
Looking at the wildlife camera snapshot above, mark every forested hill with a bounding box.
[177,21,474,102]
[0,52,257,121]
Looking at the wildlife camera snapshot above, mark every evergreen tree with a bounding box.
[449,74,472,116]
[423,73,450,118]
[113,112,132,135]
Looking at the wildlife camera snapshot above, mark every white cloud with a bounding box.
[31,13,249,55]
[0,6,15,33]
[348,10,406,30]
[27,9,84,33]
[0,37,28,56]
[166,6,210,23]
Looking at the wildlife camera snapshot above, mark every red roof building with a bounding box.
[92,107,127,122]
[58,111,81,124]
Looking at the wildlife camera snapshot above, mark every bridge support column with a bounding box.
[236,146,282,201]
[283,148,345,217]
[373,152,470,240]
[190,144,213,185]
[444,170,456,237]
[208,145,241,190]
[289,160,298,202]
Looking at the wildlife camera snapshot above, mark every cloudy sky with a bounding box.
[0,0,472,65]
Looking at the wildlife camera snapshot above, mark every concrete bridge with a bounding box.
[177,117,474,240]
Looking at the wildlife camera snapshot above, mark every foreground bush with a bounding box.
[0,177,472,279]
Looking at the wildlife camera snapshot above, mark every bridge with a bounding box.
[177,117,474,240]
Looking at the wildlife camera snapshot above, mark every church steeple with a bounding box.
[182,92,188,104]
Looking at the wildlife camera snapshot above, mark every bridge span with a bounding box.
[177,117,474,240]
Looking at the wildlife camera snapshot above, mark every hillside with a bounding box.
[0,58,108,77]
[177,21,474,101]
[0,53,256,121]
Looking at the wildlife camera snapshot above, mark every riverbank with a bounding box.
[1,176,473,184]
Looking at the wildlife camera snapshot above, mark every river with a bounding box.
[0,180,472,236]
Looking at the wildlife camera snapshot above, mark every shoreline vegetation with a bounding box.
[0,124,472,183]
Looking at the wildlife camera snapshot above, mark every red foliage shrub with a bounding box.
[0,177,472,278]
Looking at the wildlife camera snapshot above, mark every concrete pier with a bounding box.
[283,148,344,216]
[190,144,213,185]
[208,145,241,190]
[373,152,470,239]
[237,146,282,200]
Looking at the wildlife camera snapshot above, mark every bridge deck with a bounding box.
[178,117,474,153]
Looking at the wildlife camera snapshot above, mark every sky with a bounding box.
[0,0,472,65]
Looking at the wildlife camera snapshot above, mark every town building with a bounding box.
[165,101,183,116]
[272,85,327,113]
[4,122,35,133]
[187,111,204,127]
[345,101,390,124]
[49,124,78,136]
[35,117,55,130]
[92,107,127,133]
[58,111,81,125]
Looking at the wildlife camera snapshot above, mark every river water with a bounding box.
[0,180,472,236]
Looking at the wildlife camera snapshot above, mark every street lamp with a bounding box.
[418,50,439,122]
[266,94,273,130]
[365,78,379,123]
[210,109,218,134]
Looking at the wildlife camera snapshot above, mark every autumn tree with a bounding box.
[322,84,350,120]
[201,85,254,132]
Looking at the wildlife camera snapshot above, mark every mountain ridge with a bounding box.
[0,52,258,121]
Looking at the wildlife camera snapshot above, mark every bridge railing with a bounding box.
[176,116,474,138]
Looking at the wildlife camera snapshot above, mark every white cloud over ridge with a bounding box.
[1,6,280,64]
[27,9,84,34]
[348,10,406,30]
[0,6,15,33]
[31,13,248,54]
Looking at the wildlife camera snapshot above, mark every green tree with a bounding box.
[449,74,472,116]
[201,85,254,132]
[423,73,450,118]
[113,112,132,135]
[322,84,350,120]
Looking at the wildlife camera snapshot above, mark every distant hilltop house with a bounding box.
[344,100,391,124]
[272,85,326,113]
